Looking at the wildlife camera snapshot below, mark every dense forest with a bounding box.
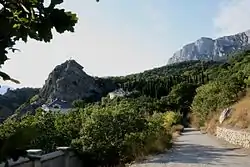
[1,50,250,166]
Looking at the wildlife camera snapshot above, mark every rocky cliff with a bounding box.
[39,59,117,103]
[168,30,250,64]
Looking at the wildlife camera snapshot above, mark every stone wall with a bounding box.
[0,147,82,167]
[216,127,250,148]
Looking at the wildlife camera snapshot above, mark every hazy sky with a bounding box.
[1,0,250,88]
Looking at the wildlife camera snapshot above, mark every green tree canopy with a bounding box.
[0,0,78,83]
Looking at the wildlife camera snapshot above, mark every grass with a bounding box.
[205,111,221,134]
[223,95,250,130]
[204,92,250,133]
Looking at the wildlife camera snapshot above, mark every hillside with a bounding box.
[168,29,250,64]
[1,50,250,167]
[190,50,250,132]
[2,51,247,119]
[0,87,39,121]
[223,93,250,130]
[2,49,250,123]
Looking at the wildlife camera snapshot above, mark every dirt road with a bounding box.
[130,128,250,167]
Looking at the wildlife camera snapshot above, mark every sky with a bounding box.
[1,0,250,88]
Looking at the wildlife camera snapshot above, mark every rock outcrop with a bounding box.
[219,108,232,124]
[168,30,250,64]
[39,59,117,103]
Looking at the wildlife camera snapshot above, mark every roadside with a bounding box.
[129,128,250,167]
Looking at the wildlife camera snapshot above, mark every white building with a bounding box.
[108,88,127,99]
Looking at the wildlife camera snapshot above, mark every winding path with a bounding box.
[130,128,250,167]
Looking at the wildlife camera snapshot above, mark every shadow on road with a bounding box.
[182,128,199,132]
[145,143,247,165]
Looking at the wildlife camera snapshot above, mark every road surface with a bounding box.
[130,128,250,167]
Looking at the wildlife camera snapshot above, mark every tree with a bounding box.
[191,81,235,126]
[165,82,197,113]
[0,0,78,83]
[0,115,39,166]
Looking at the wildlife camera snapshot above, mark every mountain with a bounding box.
[168,30,250,64]
[0,87,39,121]
[15,59,118,115]
[39,59,117,103]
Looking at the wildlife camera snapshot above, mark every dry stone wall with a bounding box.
[216,127,250,148]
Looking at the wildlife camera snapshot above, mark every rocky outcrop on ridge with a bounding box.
[168,30,250,64]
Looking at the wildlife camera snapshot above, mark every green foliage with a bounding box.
[0,115,38,163]
[191,81,235,125]
[0,96,175,166]
[72,99,87,108]
[0,0,78,82]
[54,110,82,146]
[73,101,172,165]
[29,95,39,103]
[164,82,197,112]
[190,50,250,126]
[162,111,181,128]
[244,76,250,87]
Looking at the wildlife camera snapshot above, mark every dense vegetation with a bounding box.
[111,50,250,127]
[0,96,181,166]
[191,50,250,127]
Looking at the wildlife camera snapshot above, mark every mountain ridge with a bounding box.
[168,29,250,64]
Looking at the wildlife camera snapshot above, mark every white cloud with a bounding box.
[0,1,173,88]
[213,0,250,37]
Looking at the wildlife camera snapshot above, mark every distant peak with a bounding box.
[168,29,250,64]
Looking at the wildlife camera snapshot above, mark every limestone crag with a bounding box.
[39,60,117,103]
[168,30,250,64]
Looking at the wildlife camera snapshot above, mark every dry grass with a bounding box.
[206,111,221,134]
[189,113,201,129]
[171,124,184,133]
[200,127,207,134]
[223,95,250,130]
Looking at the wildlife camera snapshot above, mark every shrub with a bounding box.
[72,103,172,166]
[171,124,184,133]
[0,97,174,166]
[191,81,236,125]
[162,111,181,129]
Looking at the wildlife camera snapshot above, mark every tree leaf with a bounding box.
[51,0,64,5]
[0,71,20,84]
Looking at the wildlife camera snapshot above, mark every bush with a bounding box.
[191,81,236,125]
[0,97,174,166]
[171,124,184,133]
[162,111,181,129]
[0,114,39,163]
[72,103,172,166]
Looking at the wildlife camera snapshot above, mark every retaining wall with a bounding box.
[216,127,250,148]
[0,147,82,167]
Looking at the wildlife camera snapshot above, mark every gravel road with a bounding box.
[130,128,250,167]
